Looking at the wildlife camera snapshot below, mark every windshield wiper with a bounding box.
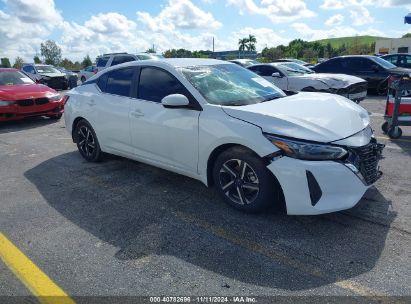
[262,95,281,102]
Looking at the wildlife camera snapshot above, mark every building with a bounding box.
[375,37,411,54]
[210,50,257,60]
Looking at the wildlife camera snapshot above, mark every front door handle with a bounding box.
[131,109,144,118]
[87,99,96,106]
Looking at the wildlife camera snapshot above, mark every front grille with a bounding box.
[35,98,49,105]
[348,139,384,185]
[17,99,34,106]
[347,82,368,94]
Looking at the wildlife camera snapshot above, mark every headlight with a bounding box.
[264,134,348,160]
[47,94,61,102]
[0,100,13,106]
[41,76,50,80]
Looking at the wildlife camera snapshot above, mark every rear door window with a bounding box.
[346,58,374,72]
[316,58,343,72]
[103,68,134,97]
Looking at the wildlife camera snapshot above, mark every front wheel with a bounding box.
[213,147,278,213]
[74,120,102,162]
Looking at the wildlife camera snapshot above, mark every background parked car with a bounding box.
[96,53,139,72]
[248,62,368,103]
[228,59,258,67]
[21,64,68,90]
[272,58,311,66]
[135,53,164,60]
[381,53,411,69]
[0,68,64,121]
[312,55,411,94]
[56,67,78,88]
[79,65,97,83]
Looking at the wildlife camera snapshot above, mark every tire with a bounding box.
[49,114,62,120]
[212,146,277,213]
[81,76,86,83]
[381,121,389,134]
[74,120,102,162]
[387,126,403,139]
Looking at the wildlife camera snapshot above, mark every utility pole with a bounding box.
[212,37,215,58]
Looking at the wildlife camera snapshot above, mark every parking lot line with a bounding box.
[0,232,75,304]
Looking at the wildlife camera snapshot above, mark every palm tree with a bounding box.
[238,38,249,58]
[247,34,257,52]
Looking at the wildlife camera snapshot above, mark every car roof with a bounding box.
[114,58,230,69]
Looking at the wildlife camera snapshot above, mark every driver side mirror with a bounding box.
[272,72,282,78]
[161,94,189,109]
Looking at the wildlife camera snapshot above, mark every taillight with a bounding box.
[62,95,70,105]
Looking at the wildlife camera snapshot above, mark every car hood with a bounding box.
[40,72,66,78]
[0,84,57,100]
[222,92,370,143]
[295,73,365,88]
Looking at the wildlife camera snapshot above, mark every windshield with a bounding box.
[0,71,34,86]
[371,56,396,69]
[277,63,315,75]
[179,64,285,106]
[36,65,59,73]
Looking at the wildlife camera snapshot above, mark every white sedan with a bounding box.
[64,59,384,215]
[248,62,368,103]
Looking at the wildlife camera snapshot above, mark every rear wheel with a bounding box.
[213,147,277,213]
[74,120,102,162]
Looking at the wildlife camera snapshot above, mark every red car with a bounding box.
[0,68,65,122]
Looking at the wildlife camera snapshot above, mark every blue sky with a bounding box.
[1,0,411,62]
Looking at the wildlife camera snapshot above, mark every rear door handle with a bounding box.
[131,109,144,118]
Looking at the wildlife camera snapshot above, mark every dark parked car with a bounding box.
[21,64,68,90]
[312,55,411,94]
[381,53,411,69]
[228,59,258,67]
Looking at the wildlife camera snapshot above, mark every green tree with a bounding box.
[81,55,92,68]
[163,49,192,58]
[146,47,156,53]
[40,40,62,65]
[238,38,249,58]
[247,34,257,51]
[60,58,74,69]
[33,56,41,64]
[402,33,411,38]
[0,58,11,68]
[13,56,24,69]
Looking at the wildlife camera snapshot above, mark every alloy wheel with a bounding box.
[219,159,260,205]
[77,125,96,157]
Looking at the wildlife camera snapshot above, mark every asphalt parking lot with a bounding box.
[0,95,410,302]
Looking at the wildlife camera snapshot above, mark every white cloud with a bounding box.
[320,0,344,10]
[226,0,316,23]
[0,0,63,61]
[325,14,344,26]
[137,0,222,32]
